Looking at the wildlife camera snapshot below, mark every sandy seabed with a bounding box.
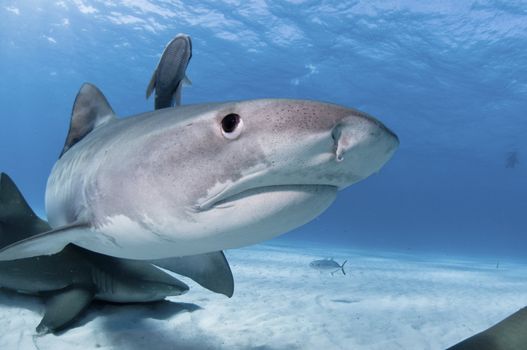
[1,241,526,350]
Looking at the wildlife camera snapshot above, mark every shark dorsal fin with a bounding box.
[59,83,116,158]
[0,173,51,248]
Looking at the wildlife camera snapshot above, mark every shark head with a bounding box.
[182,100,398,247]
[41,85,398,260]
[192,100,398,208]
[73,95,398,258]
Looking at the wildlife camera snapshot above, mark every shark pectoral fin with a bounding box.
[146,68,157,99]
[173,82,183,106]
[0,222,91,261]
[36,286,94,334]
[182,74,192,86]
[151,251,234,297]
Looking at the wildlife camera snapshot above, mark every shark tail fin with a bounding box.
[341,260,347,275]
[0,173,51,248]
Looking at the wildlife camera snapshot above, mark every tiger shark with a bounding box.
[0,83,398,261]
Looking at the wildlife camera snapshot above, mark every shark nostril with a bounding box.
[331,122,349,162]
[335,136,351,162]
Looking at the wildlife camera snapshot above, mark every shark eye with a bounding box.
[221,113,243,140]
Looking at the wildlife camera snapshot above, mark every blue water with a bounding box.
[0,1,525,259]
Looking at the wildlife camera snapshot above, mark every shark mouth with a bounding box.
[195,184,337,211]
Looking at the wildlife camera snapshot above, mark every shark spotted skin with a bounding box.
[0,83,398,262]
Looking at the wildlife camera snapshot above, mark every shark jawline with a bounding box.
[196,184,338,211]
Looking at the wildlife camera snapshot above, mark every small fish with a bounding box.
[310,258,347,275]
[505,150,519,168]
[146,33,192,109]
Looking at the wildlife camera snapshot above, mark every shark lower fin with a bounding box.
[37,286,94,334]
[151,251,234,297]
[0,222,91,261]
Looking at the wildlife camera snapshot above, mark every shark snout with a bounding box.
[331,114,398,181]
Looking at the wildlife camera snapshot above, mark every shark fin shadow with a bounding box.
[53,299,202,335]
